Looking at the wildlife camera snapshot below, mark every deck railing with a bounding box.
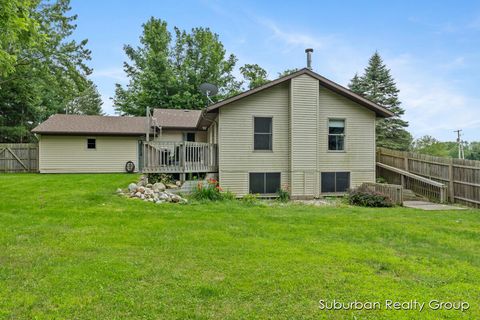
[142,141,218,173]
[376,162,447,203]
[361,182,403,205]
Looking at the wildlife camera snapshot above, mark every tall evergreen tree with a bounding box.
[348,52,412,150]
[114,18,241,116]
[66,80,104,115]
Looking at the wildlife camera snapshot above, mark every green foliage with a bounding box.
[147,173,173,184]
[65,80,104,115]
[0,0,100,142]
[0,173,479,319]
[276,185,290,202]
[376,176,387,184]
[412,135,480,160]
[190,178,224,201]
[347,185,393,207]
[0,0,42,77]
[114,18,242,116]
[349,52,412,151]
[240,63,269,89]
[277,68,300,77]
[241,193,259,205]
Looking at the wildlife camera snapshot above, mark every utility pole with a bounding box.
[454,129,464,159]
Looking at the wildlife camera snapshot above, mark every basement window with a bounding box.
[254,117,272,150]
[328,119,345,151]
[249,172,280,194]
[321,172,350,193]
[87,138,96,149]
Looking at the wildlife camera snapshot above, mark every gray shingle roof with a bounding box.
[152,109,202,129]
[32,114,149,135]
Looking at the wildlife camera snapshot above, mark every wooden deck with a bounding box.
[141,141,218,173]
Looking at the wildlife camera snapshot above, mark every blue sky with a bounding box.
[71,0,480,141]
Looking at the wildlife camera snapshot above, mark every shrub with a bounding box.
[376,176,387,184]
[147,173,173,184]
[222,190,237,201]
[347,185,393,207]
[241,193,259,205]
[276,184,290,202]
[190,178,223,201]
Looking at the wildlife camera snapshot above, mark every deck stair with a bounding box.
[402,189,428,201]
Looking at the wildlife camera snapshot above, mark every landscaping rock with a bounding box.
[175,180,182,187]
[120,178,187,204]
[128,183,137,192]
[171,194,182,203]
[153,182,166,192]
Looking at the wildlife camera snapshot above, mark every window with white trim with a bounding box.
[254,117,272,150]
[249,172,280,194]
[321,172,350,193]
[328,119,345,151]
[87,138,96,149]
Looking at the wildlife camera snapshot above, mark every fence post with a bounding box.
[448,159,455,203]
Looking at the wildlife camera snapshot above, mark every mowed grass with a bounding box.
[0,174,479,319]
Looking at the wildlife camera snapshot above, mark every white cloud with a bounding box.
[258,19,480,141]
[91,67,128,83]
[386,55,480,141]
[258,18,326,51]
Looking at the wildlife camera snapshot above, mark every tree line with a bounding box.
[1,1,477,159]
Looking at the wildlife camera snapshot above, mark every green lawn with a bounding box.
[0,174,479,319]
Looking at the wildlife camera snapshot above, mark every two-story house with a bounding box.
[32,68,393,199]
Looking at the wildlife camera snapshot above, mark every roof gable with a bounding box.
[206,68,394,118]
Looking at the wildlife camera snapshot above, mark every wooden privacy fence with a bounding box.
[377,147,480,208]
[361,182,403,205]
[0,143,39,173]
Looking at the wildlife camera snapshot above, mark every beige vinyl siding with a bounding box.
[219,83,290,195]
[39,135,139,173]
[290,74,319,197]
[217,73,377,198]
[156,130,207,142]
[317,86,376,192]
[207,118,218,144]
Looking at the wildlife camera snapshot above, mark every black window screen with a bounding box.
[254,117,272,150]
[249,172,281,194]
[321,172,350,193]
[249,173,265,194]
[321,172,336,193]
[336,172,350,192]
[87,138,96,149]
[185,132,195,142]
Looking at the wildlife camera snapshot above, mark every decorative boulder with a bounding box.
[144,188,154,196]
[116,188,123,194]
[171,194,182,203]
[134,192,142,198]
[128,183,137,192]
[137,186,145,193]
[166,183,178,189]
[146,183,153,189]
[153,182,166,192]
[175,180,182,187]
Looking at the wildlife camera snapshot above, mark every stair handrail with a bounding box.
[376,162,447,203]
